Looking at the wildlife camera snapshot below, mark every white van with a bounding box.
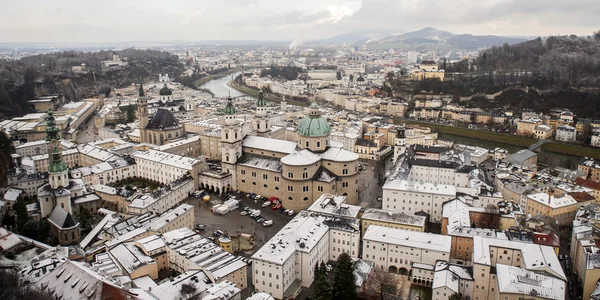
[262,220,273,227]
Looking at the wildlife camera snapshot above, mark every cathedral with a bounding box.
[220,94,361,211]
[137,83,184,145]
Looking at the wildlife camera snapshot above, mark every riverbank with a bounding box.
[227,80,310,107]
[396,119,600,159]
[193,68,243,87]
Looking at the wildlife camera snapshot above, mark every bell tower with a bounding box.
[137,83,148,143]
[221,94,242,190]
[253,89,269,136]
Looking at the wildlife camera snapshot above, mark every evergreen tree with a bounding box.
[448,292,462,300]
[14,198,29,233]
[312,262,332,300]
[332,252,356,300]
[126,105,136,123]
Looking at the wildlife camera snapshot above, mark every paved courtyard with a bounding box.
[184,191,293,251]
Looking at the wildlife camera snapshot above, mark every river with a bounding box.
[198,72,246,98]
[439,133,581,167]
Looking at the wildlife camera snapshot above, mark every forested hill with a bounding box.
[0,49,183,118]
[473,32,600,87]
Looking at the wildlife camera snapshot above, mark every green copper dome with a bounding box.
[224,94,236,115]
[49,147,68,173]
[159,84,172,96]
[297,100,331,137]
[256,89,267,107]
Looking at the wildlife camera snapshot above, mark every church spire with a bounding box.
[256,88,267,108]
[224,92,236,115]
[139,82,145,97]
[45,109,60,141]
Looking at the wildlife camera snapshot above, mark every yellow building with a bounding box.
[533,124,553,139]
[411,61,445,81]
[516,118,542,136]
[526,192,578,226]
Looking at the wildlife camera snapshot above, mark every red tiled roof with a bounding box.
[576,178,600,190]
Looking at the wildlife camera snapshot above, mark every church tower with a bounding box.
[137,83,148,143]
[221,94,242,190]
[45,109,60,165]
[253,89,269,136]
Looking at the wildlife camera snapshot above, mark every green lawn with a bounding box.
[397,119,600,159]
[110,178,160,191]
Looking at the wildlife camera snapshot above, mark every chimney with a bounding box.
[546,189,554,204]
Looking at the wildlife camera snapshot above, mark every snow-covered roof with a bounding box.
[136,235,166,253]
[243,136,298,154]
[34,260,131,300]
[3,187,23,201]
[163,227,246,281]
[252,211,358,265]
[472,236,565,281]
[363,225,451,253]
[0,227,22,251]
[147,203,193,231]
[132,149,201,170]
[319,147,359,162]
[307,194,361,218]
[383,179,456,197]
[109,243,155,273]
[281,149,321,166]
[527,192,577,209]
[496,264,566,299]
[362,208,427,227]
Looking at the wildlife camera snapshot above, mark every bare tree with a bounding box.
[364,270,405,300]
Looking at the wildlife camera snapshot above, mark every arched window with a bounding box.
[225,132,229,139]
[168,133,172,139]
[288,196,293,201]
[264,184,268,188]
[235,131,238,139]
[306,141,309,147]
[303,197,309,201]
[317,141,321,147]
[257,123,260,129]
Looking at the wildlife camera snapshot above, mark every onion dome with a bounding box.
[48,147,68,173]
[159,84,172,96]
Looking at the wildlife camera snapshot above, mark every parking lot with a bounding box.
[184,191,293,251]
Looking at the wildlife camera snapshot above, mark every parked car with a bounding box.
[256,217,265,223]
[262,201,271,208]
[194,224,206,231]
[215,230,224,237]
[253,194,263,200]
[240,211,249,216]
[326,264,333,272]
[262,220,273,227]
[285,209,295,216]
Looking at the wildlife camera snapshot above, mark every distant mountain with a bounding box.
[365,27,531,50]
[381,27,454,42]
[447,34,527,49]
[311,30,395,45]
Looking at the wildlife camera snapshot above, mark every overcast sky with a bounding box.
[0,0,598,43]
